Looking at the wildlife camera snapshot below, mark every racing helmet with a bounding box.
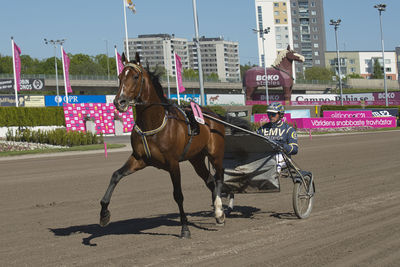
[266,102,285,115]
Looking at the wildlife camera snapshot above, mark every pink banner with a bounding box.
[254,113,292,124]
[62,48,72,93]
[116,51,124,75]
[63,103,134,134]
[323,110,373,118]
[246,100,400,106]
[175,53,185,93]
[13,42,21,92]
[292,117,397,129]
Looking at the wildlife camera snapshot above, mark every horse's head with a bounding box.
[114,52,148,112]
[285,45,305,63]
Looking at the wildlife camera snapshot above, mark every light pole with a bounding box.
[163,39,171,98]
[104,39,110,80]
[44,38,65,106]
[329,19,343,106]
[192,0,205,105]
[374,3,388,106]
[253,27,270,105]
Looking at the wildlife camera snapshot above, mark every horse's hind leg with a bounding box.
[168,161,191,239]
[99,155,146,227]
[189,152,216,205]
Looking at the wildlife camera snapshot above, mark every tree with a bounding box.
[240,63,257,80]
[347,73,362,79]
[0,55,13,74]
[304,66,335,81]
[371,58,383,79]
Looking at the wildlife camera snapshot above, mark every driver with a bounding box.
[257,102,298,172]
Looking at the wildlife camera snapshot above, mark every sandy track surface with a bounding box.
[1,131,399,266]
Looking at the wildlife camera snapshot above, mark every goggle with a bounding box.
[267,112,279,116]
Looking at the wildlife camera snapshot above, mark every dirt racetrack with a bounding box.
[1,131,400,266]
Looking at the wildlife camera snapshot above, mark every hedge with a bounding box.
[6,128,103,147]
[0,107,65,127]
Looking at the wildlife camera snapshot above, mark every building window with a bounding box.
[274,3,279,7]
[276,27,281,32]
[350,68,355,72]
[294,43,299,48]
[274,11,279,15]
[292,2,296,7]
[277,43,282,48]
[311,2,316,7]
[311,11,316,15]
[294,35,299,40]
[292,18,297,23]
[276,35,281,40]
[313,27,318,32]
[349,59,355,64]
[313,35,318,40]
[385,59,391,64]
[314,43,319,48]
[315,60,320,64]
[312,18,317,23]
[365,67,370,72]
[386,67,392,72]
[365,59,371,64]
[276,19,280,23]
[284,18,287,22]
[314,51,319,56]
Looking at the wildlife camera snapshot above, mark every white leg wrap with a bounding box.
[214,196,223,218]
[228,197,234,209]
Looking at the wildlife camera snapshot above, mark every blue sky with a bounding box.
[0,0,399,65]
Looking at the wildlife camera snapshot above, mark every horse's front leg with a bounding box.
[213,159,226,225]
[168,161,191,239]
[99,155,146,227]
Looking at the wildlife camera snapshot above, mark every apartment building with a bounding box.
[254,0,326,74]
[126,34,240,82]
[325,51,398,80]
[188,37,240,82]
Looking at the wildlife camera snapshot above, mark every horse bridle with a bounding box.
[122,63,145,106]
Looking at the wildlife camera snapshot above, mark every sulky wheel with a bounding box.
[293,174,314,219]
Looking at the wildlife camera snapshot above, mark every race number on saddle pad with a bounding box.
[190,102,205,124]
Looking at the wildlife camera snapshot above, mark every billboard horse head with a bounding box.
[244,45,305,102]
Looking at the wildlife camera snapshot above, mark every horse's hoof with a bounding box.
[99,210,110,227]
[180,229,191,239]
[216,212,226,226]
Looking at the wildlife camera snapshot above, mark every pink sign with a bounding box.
[13,42,21,92]
[254,113,292,124]
[292,117,397,129]
[63,103,135,134]
[323,110,373,118]
[175,53,185,93]
[62,48,72,93]
[116,51,124,75]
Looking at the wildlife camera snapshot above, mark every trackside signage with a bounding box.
[45,95,106,106]
[254,113,292,123]
[292,117,396,129]
[323,110,373,118]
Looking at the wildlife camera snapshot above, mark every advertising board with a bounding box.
[45,95,106,106]
[0,79,45,91]
[206,94,245,106]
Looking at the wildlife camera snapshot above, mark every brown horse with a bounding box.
[245,45,305,101]
[99,53,227,238]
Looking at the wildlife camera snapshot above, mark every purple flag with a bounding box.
[13,42,21,92]
[116,51,124,75]
[175,53,185,93]
[62,48,72,93]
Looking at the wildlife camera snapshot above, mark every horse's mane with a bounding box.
[272,50,288,67]
[129,59,170,105]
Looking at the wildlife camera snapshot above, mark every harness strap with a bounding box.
[175,106,194,161]
[133,114,168,158]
